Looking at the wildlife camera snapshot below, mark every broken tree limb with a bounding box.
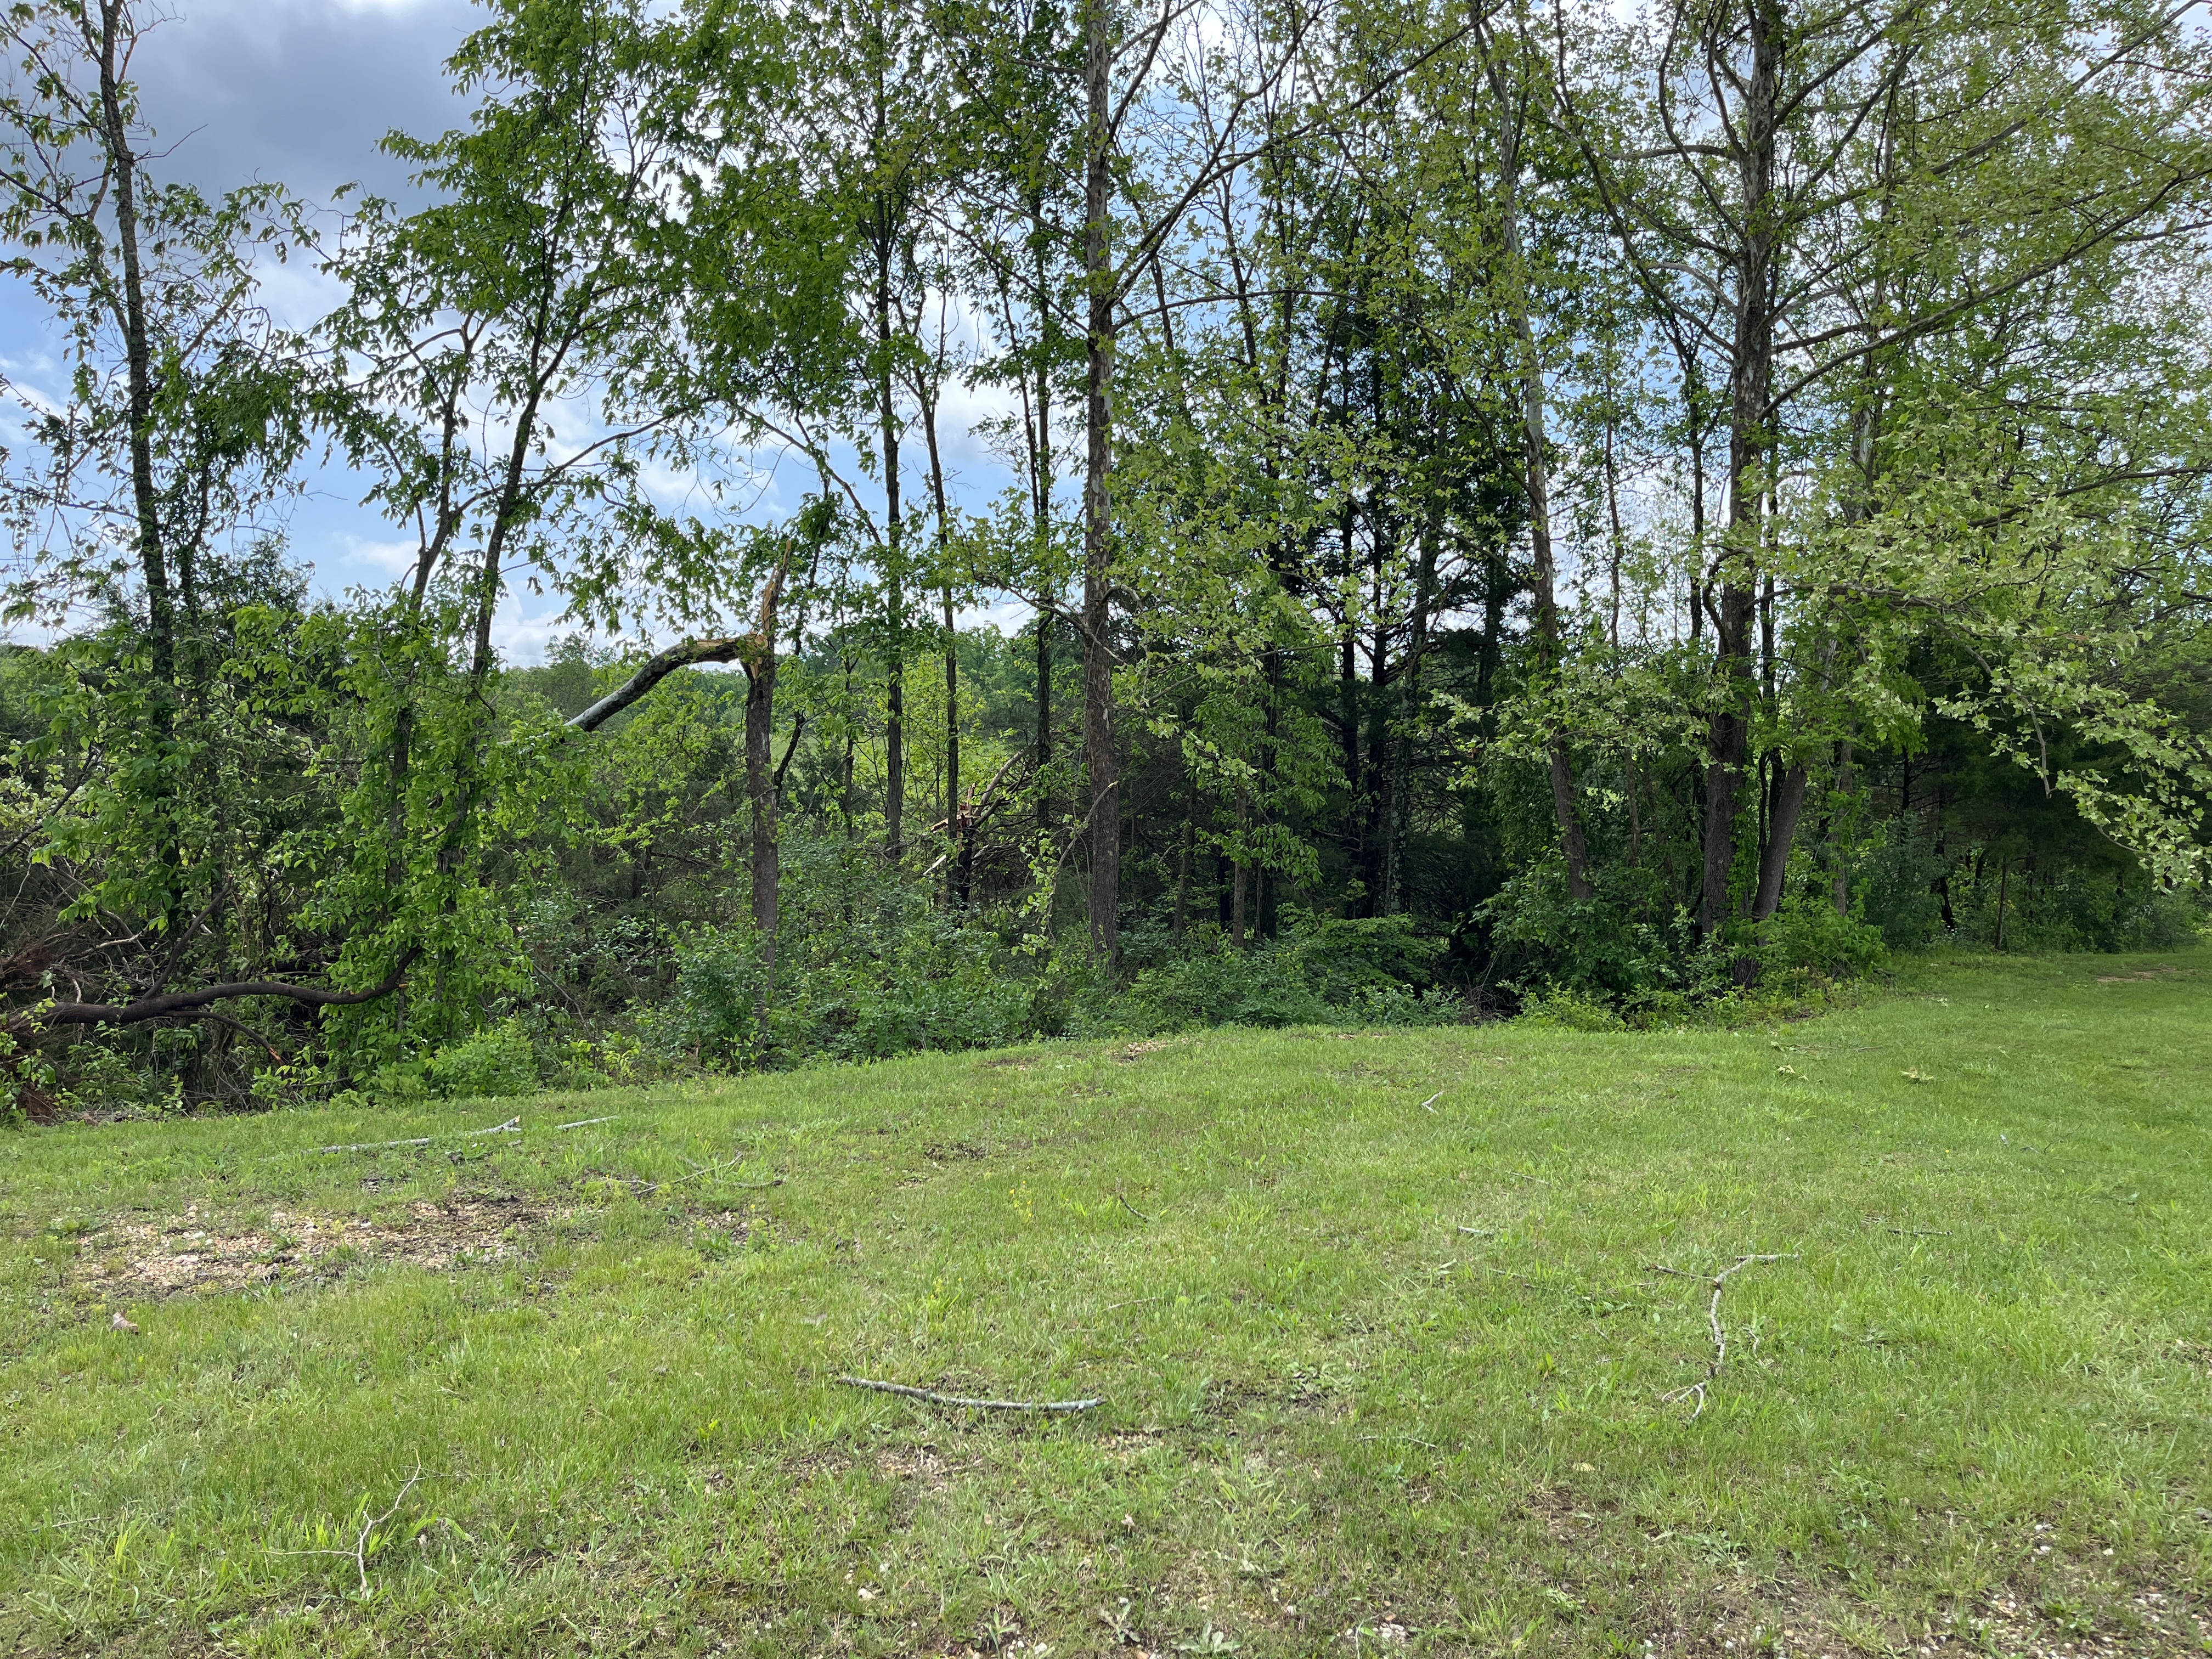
[1648,1252,1797,1418]
[565,637,747,732]
[32,950,418,1031]
[836,1376,1102,1413]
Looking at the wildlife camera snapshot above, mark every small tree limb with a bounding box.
[1648,1252,1797,1418]
[836,1376,1101,1413]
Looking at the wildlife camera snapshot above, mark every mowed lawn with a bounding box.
[2,952,2210,1658]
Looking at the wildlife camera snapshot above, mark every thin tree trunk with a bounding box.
[92,1,186,932]
[918,376,961,905]
[744,613,782,1056]
[1832,735,1855,916]
[878,257,905,865]
[1173,781,1192,944]
[1231,789,1248,950]
[1384,514,1438,917]
[1696,0,1782,941]
[1081,0,1119,958]
[1481,26,1591,901]
[1604,346,1626,650]
[1035,616,1052,833]
[94,2,171,694]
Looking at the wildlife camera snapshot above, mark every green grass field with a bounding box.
[3,950,2210,1658]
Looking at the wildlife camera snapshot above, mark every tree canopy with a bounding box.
[2,0,2208,1115]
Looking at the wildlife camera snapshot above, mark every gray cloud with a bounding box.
[130,0,477,204]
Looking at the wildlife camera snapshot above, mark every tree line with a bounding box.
[2,0,2208,1114]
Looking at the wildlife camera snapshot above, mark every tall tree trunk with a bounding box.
[1696,0,1782,940]
[1604,347,1626,650]
[1231,789,1249,950]
[1751,761,1808,920]
[1383,512,1438,916]
[918,379,961,905]
[1832,735,1855,916]
[93,1,184,932]
[1173,778,1192,944]
[1482,27,1592,901]
[95,3,171,695]
[1035,616,1052,833]
[743,611,782,1056]
[1081,0,1119,958]
[877,256,905,865]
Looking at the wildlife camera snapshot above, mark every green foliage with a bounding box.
[1851,822,1949,951]
[1118,916,1460,1034]
[1483,863,1697,1002]
[370,1019,541,1103]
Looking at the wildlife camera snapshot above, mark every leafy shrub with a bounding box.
[371,1017,539,1101]
[1117,915,1460,1033]
[1482,862,1695,1003]
[1515,988,1628,1031]
[656,909,1035,1067]
[1120,943,1331,1031]
[1752,901,1888,982]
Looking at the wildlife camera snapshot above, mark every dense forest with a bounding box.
[2,0,2208,1116]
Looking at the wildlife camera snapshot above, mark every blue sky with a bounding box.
[0,0,1031,659]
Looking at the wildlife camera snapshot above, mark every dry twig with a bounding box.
[1647,1254,1796,1418]
[555,1114,618,1131]
[836,1376,1101,1412]
[292,1116,521,1158]
[1418,1091,1443,1113]
[634,1157,783,1195]
[275,1460,425,1596]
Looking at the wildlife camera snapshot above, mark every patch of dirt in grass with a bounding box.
[1663,1575,2209,1659]
[70,1195,551,1295]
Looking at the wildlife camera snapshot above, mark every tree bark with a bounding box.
[1231,788,1249,950]
[566,636,745,731]
[1481,22,1592,901]
[1081,0,1119,958]
[1751,760,1808,920]
[877,255,905,864]
[1381,514,1438,917]
[743,620,780,1052]
[1832,735,1855,916]
[33,951,417,1029]
[1696,0,1782,940]
[92,1,172,695]
[918,377,961,904]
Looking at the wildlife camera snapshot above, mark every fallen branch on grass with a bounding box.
[1418,1091,1443,1113]
[836,1376,1102,1412]
[632,1156,785,1195]
[292,1116,522,1158]
[1647,1253,1797,1419]
[555,1115,619,1131]
[273,1459,424,1596]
